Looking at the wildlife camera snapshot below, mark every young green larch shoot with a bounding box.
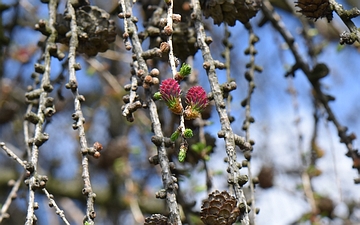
[178,144,188,163]
[183,128,193,138]
[176,63,192,81]
[170,130,181,142]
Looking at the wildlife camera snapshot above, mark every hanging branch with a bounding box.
[329,0,360,44]
[261,0,360,181]
[119,0,182,223]
[191,0,253,223]
[0,172,24,223]
[164,0,177,76]
[222,25,232,111]
[23,0,58,224]
[242,22,261,223]
[0,142,69,224]
[119,0,140,122]
[66,2,96,224]
[163,0,189,157]
[24,103,34,159]
[0,143,25,222]
[0,144,72,225]
[1,2,70,223]
[0,142,27,169]
[42,188,71,225]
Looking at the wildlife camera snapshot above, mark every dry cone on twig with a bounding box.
[200,0,261,26]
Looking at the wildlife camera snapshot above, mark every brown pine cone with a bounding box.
[200,190,241,225]
[200,0,261,26]
[295,0,333,22]
[144,214,168,225]
[54,5,117,56]
[257,166,274,189]
[144,9,198,62]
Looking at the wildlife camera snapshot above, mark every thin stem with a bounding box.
[24,104,33,158]
[243,22,259,225]
[165,0,186,138]
[329,0,360,43]
[223,25,232,113]
[191,0,252,223]
[166,0,177,76]
[25,0,58,224]
[0,143,27,169]
[147,92,182,224]
[0,173,24,223]
[66,2,96,224]
[261,0,360,178]
[119,0,139,120]
[119,0,182,223]
[42,188,71,225]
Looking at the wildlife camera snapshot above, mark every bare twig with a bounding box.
[222,25,232,112]
[329,0,360,44]
[261,0,360,180]
[242,22,260,224]
[1,140,70,225]
[119,0,139,121]
[66,2,96,224]
[165,0,177,76]
[42,188,71,225]
[120,0,182,223]
[0,173,24,223]
[147,94,182,224]
[24,0,58,224]
[164,0,187,147]
[191,0,253,224]
[0,142,26,169]
[24,104,34,158]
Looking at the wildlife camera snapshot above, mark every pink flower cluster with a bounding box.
[159,78,208,119]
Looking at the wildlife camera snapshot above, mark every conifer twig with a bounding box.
[191,0,253,224]
[261,0,360,180]
[120,0,182,223]
[66,2,96,224]
[24,0,58,223]
[0,173,24,223]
